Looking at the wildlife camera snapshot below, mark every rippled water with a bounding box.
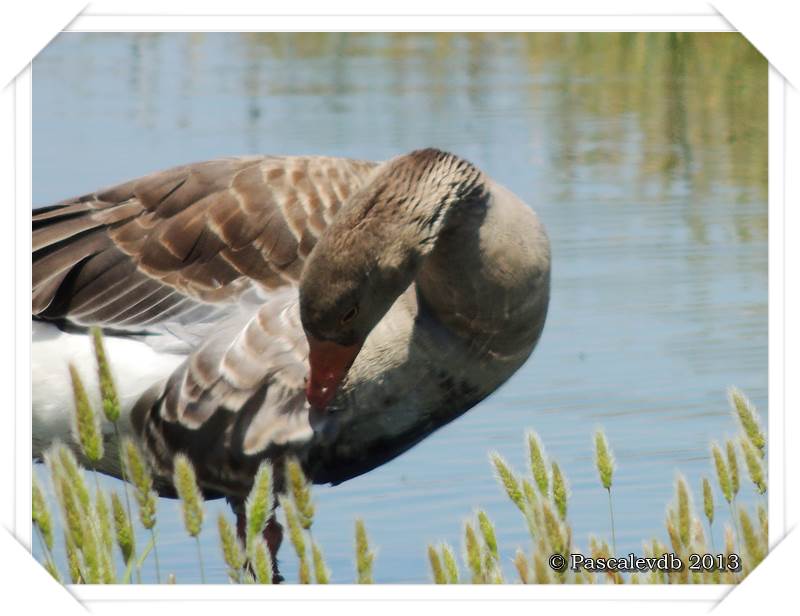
[32,33,767,583]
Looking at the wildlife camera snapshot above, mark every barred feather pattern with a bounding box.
[33,149,551,502]
[33,156,377,330]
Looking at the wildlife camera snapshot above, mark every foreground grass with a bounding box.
[32,330,768,584]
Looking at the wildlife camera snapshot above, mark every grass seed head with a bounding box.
[711,443,733,503]
[54,472,84,552]
[286,458,314,530]
[702,477,714,525]
[173,454,204,538]
[91,328,120,423]
[281,496,310,583]
[65,532,82,583]
[739,507,765,567]
[442,544,459,584]
[32,476,53,552]
[355,518,375,584]
[477,510,499,562]
[594,430,615,490]
[123,438,157,529]
[551,461,568,520]
[252,537,273,584]
[95,488,114,555]
[68,363,104,464]
[464,522,483,583]
[245,462,273,554]
[111,491,135,564]
[428,545,445,583]
[542,502,565,556]
[729,387,765,457]
[527,432,549,495]
[675,475,691,548]
[217,514,244,580]
[514,549,530,583]
[490,453,525,512]
[533,551,551,584]
[740,436,767,495]
[56,445,91,516]
[726,440,740,498]
[312,541,330,584]
[757,504,768,541]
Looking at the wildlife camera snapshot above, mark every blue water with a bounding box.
[32,33,767,583]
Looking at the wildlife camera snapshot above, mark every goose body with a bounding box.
[32,149,550,500]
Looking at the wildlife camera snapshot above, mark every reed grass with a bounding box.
[551,461,568,521]
[90,328,119,422]
[513,549,530,583]
[32,475,58,579]
[245,462,273,559]
[33,331,769,584]
[311,541,330,584]
[741,435,767,495]
[32,476,53,552]
[67,364,103,465]
[90,327,140,577]
[702,476,716,553]
[286,459,314,530]
[463,521,483,583]
[252,538,273,584]
[427,543,459,584]
[675,475,691,549]
[527,432,549,496]
[95,489,116,582]
[111,491,135,567]
[477,510,502,583]
[354,519,374,584]
[711,443,731,505]
[442,544,459,583]
[594,429,617,554]
[64,532,81,583]
[217,513,245,583]
[532,550,551,584]
[427,545,445,584]
[122,438,160,581]
[172,453,205,583]
[729,387,766,457]
[490,454,525,513]
[282,496,310,584]
[738,508,765,567]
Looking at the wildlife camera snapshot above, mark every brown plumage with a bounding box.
[33,156,377,328]
[33,150,551,570]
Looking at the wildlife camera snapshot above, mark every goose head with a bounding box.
[299,148,483,410]
[298,184,419,411]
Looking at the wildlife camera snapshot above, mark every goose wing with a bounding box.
[33,155,377,333]
[131,286,316,498]
[33,155,377,494]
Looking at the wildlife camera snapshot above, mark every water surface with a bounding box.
[32,33,767,583]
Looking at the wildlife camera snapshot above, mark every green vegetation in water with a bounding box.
[32,332,768,584]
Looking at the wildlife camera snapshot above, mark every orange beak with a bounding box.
[306,334,362,411]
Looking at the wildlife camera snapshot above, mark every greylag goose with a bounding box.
[32,148,551,569]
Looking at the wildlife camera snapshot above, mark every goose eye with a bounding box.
[340,306,359,324]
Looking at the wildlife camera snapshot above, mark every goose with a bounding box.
[32,148,551,574]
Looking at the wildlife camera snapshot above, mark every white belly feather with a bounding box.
[32,321,185,467]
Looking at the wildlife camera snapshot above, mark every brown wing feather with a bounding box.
[132,288,313,498]
[32,156,377,329]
